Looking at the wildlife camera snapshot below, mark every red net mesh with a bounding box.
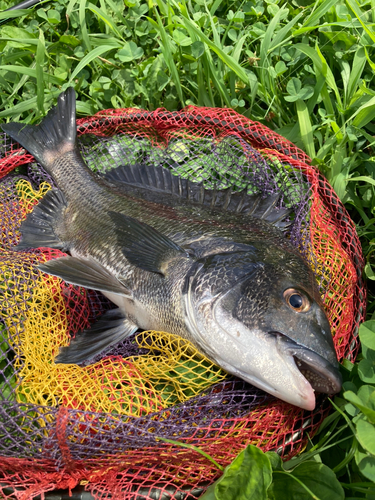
[0,106,365,499]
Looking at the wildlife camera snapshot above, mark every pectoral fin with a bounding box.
[38,256,130,296]
[55,308,138,364]
[109,211,192,276]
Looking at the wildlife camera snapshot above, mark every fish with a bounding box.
[1,88,342,411]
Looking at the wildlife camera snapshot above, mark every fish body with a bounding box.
[1,88,342,410]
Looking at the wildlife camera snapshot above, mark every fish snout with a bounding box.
[276,335,342,396]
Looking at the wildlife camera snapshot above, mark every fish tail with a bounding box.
[1,87,76,168]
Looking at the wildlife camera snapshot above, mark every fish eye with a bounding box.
[283,288,310,312]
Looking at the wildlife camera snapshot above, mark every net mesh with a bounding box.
[0,106,366,499]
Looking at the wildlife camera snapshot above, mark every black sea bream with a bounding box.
[1,88,342,410]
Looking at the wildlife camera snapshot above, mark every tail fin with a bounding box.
[1,87,77,168]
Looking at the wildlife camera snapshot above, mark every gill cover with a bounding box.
[183,250,341,410]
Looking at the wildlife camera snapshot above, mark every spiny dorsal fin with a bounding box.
[1,87,76,168]
[104,164,291,229]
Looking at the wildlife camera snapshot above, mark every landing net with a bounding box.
[0,106,365,499]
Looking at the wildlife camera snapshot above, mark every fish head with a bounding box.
[183,248,342,410]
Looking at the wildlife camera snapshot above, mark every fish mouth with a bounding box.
[274,333,342,396]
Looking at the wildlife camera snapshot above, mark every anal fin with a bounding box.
[38,256,131,296]
[55,308,138,364]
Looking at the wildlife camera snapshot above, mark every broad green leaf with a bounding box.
[275,61,287,75]
[357,454,375,482]
[191,41,204,59]
[214,445,272,500]
[68,45,114,83]
[365,263,375,281]
[199,483,216,500]
[344,391,375,425]
[173,29,192,46]
[116,42,144,62]
[269,461,344,500]
[266,451,283,471]
[285,77,301,101]
[359,321,375,351]
[47,9,61,24]
[358,358,375,383]
[356,416,375,455]
[60,35,81,47]
[358,385,375,409]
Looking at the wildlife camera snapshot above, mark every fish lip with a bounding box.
[272,332,342,395]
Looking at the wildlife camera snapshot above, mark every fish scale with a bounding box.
[1,87,342,410]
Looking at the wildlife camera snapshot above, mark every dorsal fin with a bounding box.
[103,164,292,229]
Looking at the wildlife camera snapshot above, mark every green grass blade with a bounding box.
[79,0,92,51]
[180,15,249,84]
[66,0,78,18]
[0,96,37,118]
[268,11,304,52]
[349,176,375,187]
[347,47,366,104]
[260,8,285,63]
[296,99,316,158]
[206,7,221,49]
[201,49,231,107]
[294,43,342,108]
[87,2,122,38]
[209,0,222,16]
[346,0,375,44]
[152,9,185,107]
[300,0,339,29]
[0,65,63,84]
[0,9,31,22]
[35,29,45,114]
[68,45,114,83]
[351,96,375,128]
[0,37,38,45]
[232,34,247,63]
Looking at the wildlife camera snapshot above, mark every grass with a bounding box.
[0,0,375,497]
